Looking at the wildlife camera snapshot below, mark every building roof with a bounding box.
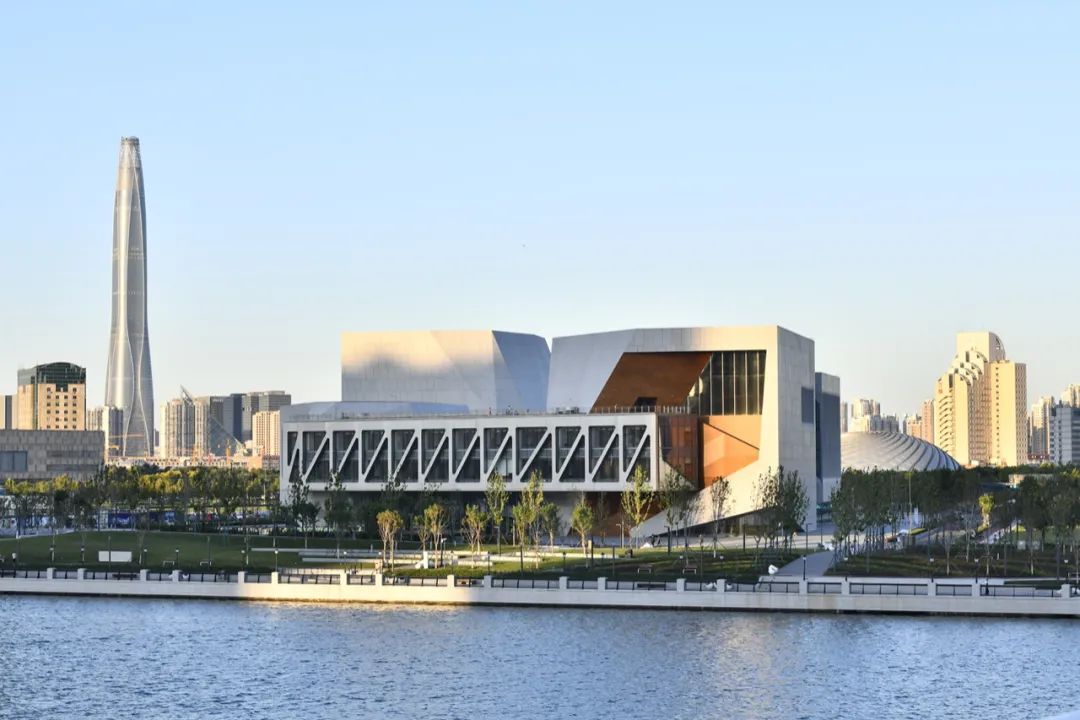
[841,431,960,472]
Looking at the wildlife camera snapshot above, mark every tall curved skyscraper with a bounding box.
[105,137,155,457]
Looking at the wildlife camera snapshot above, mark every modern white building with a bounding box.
[286,326,840,534]
[341,330,550,414]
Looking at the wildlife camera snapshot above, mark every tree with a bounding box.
[755,466,807,551]
[539,502,560,549]
[414,513,432,555]
[484,472,509,553]
[708,476,731,557]
[461,504,487,557]
[287,468,314,547]
[978,493,996,529]
[570,495,595,566]
[323,471,352,558]
[376,509,404,571]
[511,503,531,570]
[659,469,692,554]
[620,466,653,548]
[521,471,545,550]
[423,503,448,567]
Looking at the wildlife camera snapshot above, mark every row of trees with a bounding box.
[3,466,282,536]
[829,467,1080,577]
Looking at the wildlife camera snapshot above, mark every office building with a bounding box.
[104,136,155,457]
[87,406,124,459]
[1049,404,1080,466]
[253,410,281,457]
[16,363,86,431]
[286,326,840,534]
[934,332,1027,467]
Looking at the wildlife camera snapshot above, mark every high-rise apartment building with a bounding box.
[934,332,1027,467]
[87,405,124,459]
[0,395,14,430]
[161,397,195,458]
[16,363,86,431]
[1049,404,1080,466]
[919,399,934,444]
[105,136,155,457]
[252,410,281,457]
[1062,385,1080,408]
[839,401,848,433]
[1028,396,1056,461]
[245,391,291,442]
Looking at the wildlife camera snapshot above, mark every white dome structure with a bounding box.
[841,432,960,472]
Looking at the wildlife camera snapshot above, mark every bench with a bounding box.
[683,564,699,575]
[636,565,655,575]
[199,560,213,569]
[161,560,175,569]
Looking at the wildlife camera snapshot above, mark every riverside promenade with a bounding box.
[1,569,1079,617]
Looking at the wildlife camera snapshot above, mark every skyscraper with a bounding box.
[105,137,155,457]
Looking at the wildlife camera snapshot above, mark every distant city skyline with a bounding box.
[2,4,1079,417]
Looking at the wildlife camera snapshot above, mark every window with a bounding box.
[687,350,766,416]
[0,451,28,473]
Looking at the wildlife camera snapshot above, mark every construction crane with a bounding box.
[179,385,248,458]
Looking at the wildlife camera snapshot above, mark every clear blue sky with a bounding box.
[1,2,1078,418]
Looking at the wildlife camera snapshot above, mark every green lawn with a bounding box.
[0,531,803,581]
[829,546,1080,580]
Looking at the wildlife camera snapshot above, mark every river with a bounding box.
[0,596,1075,719]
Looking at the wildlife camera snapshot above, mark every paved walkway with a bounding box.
[773,551,834,577]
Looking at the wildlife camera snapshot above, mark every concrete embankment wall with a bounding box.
[1,570,1078,618]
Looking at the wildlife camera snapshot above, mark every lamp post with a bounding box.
[80,545,85,564]
[802,555,807,581]
[206,536,212,568]
[140,547,147,568]
[50,544,55,565]
[274,549,279,574]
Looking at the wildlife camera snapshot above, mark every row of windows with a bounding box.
[686,351,767,416]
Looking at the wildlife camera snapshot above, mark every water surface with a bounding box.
[0,597,1075,719]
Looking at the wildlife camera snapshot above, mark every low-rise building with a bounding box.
[0,429,104,481]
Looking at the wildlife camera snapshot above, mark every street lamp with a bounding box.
[802,555,807,581]
[274,549,279,573]
[141,547,147,568]
[174,548,180,570]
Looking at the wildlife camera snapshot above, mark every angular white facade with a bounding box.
[341,330,549,412]
[549,326,823,533]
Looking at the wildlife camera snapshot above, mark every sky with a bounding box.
[1,2,1078,420]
